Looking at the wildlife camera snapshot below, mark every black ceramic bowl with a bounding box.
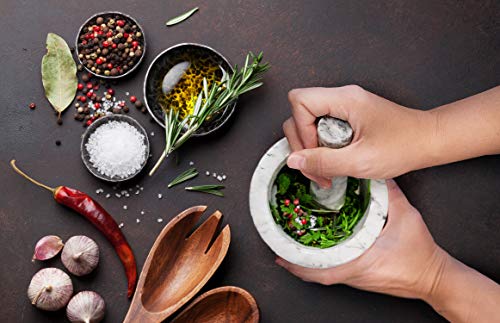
[143,43,236,136]
[75,11,146,79]
[81,115,150,182]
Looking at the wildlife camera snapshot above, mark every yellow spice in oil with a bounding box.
[159,53,223,120]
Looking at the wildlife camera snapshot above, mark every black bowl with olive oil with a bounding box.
[143,43,235,136]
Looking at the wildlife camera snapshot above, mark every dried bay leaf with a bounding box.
[41,33,77,117]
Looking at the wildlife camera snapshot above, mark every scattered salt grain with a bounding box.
[135,190,140,195]
[150,132,155,136]
[123,205,128,210]
[217,175,223,182]
[189,161,194,166]
[222,175,227,180]
[85,121,147,179]
[105,193,111,198]
[158,193,162,199]
[205,171,210,176]
[136,219,140,223]
[157,218,163,223]
[212,173,217,177]
[140,210,145,215]
[118,223,124,228]
[115,193,121,198]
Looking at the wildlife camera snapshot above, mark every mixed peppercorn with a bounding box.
[77,14,144,77]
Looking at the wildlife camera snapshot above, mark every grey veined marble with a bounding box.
[249,137,388,268]
[310,117,353,210]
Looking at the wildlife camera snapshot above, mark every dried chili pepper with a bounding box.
[10,160,137,298]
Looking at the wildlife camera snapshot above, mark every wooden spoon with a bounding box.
[124,205,231,323]
[171,286,259,323]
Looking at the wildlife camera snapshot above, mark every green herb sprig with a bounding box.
[168,167,198,188]
[185,184,225,197]
[166,7,199,26]
[149,52,269,176]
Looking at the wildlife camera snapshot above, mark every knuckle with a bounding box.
[288,88,304,105]
[343,84,368,102]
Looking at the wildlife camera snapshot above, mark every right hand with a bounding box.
[283,85,434,186]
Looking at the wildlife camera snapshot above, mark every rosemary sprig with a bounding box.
[185,184,225,197]
[166,7,199,26]
[149,52,269,176]
[168,167,198,188]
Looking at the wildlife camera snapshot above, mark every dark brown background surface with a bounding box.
[0,0,499,322]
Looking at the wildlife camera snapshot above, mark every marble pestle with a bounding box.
[310,116,353,210]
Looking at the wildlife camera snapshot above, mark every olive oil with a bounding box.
[159,51,224,119]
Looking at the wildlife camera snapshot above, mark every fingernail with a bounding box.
[287,154,305,170]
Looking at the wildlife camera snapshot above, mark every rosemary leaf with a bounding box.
[168,167,198,188]
[185,185,225,197]
[166,7,199,26]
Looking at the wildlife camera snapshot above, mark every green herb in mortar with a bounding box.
[271,166,367,248]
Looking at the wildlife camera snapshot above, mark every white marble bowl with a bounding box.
[249,138,388,268]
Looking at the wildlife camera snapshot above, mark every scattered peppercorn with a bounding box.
[29,102,36,110]
[57,118,63,125]
[77,83,84,91]
[134,100,143,108]
[129,96,137,103]
[55,140,61,146]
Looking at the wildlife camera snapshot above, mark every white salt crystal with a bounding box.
[217,175,223,182]
[212,173,217,177]
[150,132,155,136]
[136,219,140,223]
[205,171,210,176]
[123,205,128,210]
[157,218,163,223]
[115,193,121,198]
[158,193,162,199]
[85,121,147,179]
[105,193,111,198]
[140,210,145,215]
[189,161,194,166]
[222,175,227,180]
[118,223,124,228]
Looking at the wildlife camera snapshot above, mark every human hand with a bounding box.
[276,179,448,300]
[283,86,433,187]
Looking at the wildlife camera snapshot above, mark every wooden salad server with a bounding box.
[124,205,231,323]
[171,286,259,323]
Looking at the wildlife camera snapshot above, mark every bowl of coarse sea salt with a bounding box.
[81,115,150,182]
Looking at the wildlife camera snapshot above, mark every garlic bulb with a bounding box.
[67,291,105,323]
[27,267,73,311]
[61,236,100,276]
[32,235,64,261]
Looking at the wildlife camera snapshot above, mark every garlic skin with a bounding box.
[62,236,100,276]
[67,291,105,323]
[32,235,64,261]
[27,267,73,311]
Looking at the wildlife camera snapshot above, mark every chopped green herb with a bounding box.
[168,167,198,188]
[270,166,368,248]
[185,184,225,197]
[166,7,199,26]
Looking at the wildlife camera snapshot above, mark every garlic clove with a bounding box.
[32,235,64,261]
[61,235,99,276]
[66,291,105,323]
[27,267,73,311]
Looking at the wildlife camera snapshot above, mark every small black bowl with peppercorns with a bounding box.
[76,11,146,79]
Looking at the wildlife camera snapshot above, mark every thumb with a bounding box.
[287,147,352,178]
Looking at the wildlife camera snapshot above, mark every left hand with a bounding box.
[275,179,448,300]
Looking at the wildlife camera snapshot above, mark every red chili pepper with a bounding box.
[10,160,137,298]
